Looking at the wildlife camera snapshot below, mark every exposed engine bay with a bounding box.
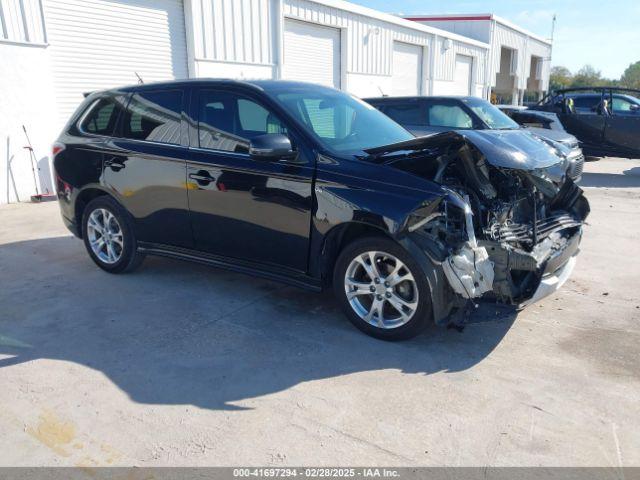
[366,131,590,317]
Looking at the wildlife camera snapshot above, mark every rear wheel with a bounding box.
[333,236,432,340]
[82,196,144,273]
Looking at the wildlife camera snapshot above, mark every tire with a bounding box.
[333,236,432,340]
[81,196,144,273]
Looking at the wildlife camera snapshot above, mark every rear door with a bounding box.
[559,94,606,148]
[102,88,192,248]
[185,87,314,272]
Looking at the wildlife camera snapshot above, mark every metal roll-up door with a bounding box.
[283,19,341,88]
[453,55,473,96]
[392,41,422,96]
[44,0,189,127]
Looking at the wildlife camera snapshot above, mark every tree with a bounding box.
[571,65,605,87]
[549,66,572,90]
[621,61,640,89]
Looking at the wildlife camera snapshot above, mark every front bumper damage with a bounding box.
[369,131,589,325]
[439,192,584,313]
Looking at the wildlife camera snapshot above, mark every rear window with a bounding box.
[80,97,126,136]
[119,89,183,145]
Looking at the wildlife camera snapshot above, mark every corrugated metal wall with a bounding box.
[190,0,273,65]
[45,0,189,124]
[189,0,488,84]
[432,37,486,84]
[0,0,47,44]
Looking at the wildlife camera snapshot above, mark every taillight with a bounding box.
[52,142,65,158]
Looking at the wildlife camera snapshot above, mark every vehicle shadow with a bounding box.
[579,167,640,188]
[0,236,515,411]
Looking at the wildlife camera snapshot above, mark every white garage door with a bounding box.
[283,19,341,88]
[453,55,473,96]
[392,42,422,96]
[45,0,189,127]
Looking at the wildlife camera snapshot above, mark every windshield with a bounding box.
[267,86,413,155]
[462,97,520,130]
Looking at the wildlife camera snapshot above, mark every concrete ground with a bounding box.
[0,158,639,467]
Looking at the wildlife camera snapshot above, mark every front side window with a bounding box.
[611,96,636,113]
[197,91,287,153]
[120,90,183,145]
[81,96,127,136]
[427,104,474,129]
[268,86,412,155]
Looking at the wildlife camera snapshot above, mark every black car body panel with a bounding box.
[54,80,589,328]
[531,87,640,158]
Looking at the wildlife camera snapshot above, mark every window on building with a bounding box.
[120,90,183,145]
[0,0,47,44]
[197,91,287,153]
[81,97,126,136]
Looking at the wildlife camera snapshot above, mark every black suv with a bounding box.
[54,80,589,340]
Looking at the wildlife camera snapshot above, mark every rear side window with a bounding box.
[381,104,424,125]
[80,97,126,135]
[572,95,600,112]
[120,90,183,145]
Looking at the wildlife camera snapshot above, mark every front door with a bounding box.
[102,88,192,248]
[185,88,314,272]
[604,96,640,156]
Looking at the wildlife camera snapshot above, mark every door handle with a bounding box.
[189,171,215,185]
[105,158,125,171]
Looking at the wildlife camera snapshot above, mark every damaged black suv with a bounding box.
[54,80,589,340]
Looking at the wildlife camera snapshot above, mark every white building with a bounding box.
[404,14,553,105]
[1,0,547,205]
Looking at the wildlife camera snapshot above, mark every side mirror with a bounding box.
[630,104,640,112]
[249,134,296,161]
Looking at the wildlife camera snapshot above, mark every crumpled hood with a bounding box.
[365,130,566,170]
[453,129,565,169]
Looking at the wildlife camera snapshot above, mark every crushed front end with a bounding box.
[367,131,590,322]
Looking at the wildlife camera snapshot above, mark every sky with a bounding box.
[349,0,640,79]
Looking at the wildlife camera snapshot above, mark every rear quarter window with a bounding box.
[80,96,127,136]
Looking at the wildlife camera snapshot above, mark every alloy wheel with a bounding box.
[344,250,419,329]
[87,208,124,265]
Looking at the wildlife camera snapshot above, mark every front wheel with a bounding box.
[333,236,432,340]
